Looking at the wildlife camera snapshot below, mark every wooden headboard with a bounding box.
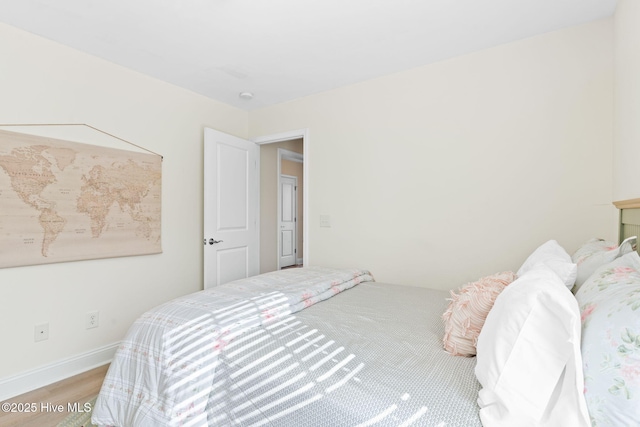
[614,198,640,249]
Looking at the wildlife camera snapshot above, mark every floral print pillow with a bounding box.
[571,236,636,294]
[575,251,640,426]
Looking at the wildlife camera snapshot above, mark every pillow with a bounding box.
[575,251,640,427]
[442,271,517,357]
[517,240,577,288]
[571,235,636,293]
[475,265,590,427]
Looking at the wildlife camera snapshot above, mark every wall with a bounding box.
[259,139,303,273]
[613,0,640,201]
[281,159,304,263]
[249,19,615,290]
[0,23,248,382]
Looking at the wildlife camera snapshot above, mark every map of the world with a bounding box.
[0,129,162,268]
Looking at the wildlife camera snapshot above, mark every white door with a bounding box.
[204,128,259,288]
[279,175,297,268]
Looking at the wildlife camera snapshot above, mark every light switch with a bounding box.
[320,215,331,228]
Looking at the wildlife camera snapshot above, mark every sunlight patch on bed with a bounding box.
[398,406,429,427]
[156,286,427,426]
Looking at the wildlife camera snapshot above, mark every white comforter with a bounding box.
[92,267,374,427]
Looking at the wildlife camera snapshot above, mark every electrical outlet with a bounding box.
[86,311,99,329]
[34,323,49,342]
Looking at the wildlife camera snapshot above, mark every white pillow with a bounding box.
[475,265,589,427]
[571,235,636,293]
[517,240,577,288]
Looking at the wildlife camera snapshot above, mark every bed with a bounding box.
[92,267,481,426]
[92,201,640,427]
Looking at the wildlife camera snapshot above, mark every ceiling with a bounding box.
[0,0,618,110]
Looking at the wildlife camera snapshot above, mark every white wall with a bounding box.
[0,23,248,379]
[249,19,615,289]
[614,0,640,201]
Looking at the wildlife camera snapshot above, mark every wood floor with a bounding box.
[0,364,109,427]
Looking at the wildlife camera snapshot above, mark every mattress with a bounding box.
[208,281,482,426]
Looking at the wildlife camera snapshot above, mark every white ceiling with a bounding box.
[0,0,618,110]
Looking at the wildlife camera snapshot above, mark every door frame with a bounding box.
[253,129,309,268]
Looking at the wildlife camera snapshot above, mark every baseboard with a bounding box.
[296,258,303,265]
[0,342,120,401]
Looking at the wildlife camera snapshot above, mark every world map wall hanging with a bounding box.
[0,128,162,268]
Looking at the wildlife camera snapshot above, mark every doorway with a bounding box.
[255,131,307,273]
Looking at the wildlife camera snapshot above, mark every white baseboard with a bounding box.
[296,258,303,265]
[0,342,120,401]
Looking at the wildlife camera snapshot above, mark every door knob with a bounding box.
[206,238,224,245]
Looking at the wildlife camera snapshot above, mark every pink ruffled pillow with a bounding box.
[442,271,517,357]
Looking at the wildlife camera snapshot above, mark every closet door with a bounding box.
[279,175,297,268]
[203,128,259,288]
